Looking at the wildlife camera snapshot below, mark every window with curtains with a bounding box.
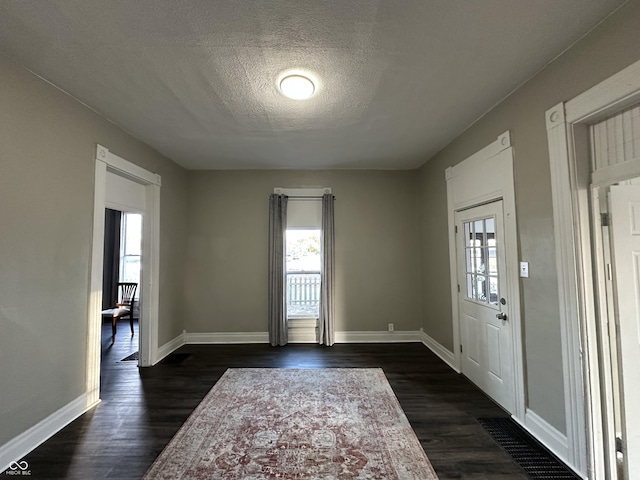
[275,187,329,319]
[286,229,321,317]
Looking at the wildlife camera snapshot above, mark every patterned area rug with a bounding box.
[143,368,438,479]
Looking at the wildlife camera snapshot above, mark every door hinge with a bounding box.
[601,212,610,227]
[606,263,612,281]
[455,225,458,234]
[460,344,463,353]
[457,284,460,293]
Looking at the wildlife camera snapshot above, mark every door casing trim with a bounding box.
[446,131,525,423]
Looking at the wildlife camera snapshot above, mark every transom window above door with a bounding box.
[463,216,499,306]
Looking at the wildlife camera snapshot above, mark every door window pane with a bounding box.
[463,215,499,306]
[474,220,484,247]
[466,273,474,299]
[476,247,487,274]
[476,275,487,301]
[488,248,497,275]
[489,277,499,305]
[485,217,495,237]
[465,222,473,247]
[465,248,474,275]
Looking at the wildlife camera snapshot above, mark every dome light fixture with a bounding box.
[279,74,315,100]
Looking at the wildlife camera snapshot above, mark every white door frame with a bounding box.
[545,58,640,478]
[86,145,161,407]
[446,131,525,422]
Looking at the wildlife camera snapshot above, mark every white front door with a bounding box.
[609,185,640,478]
[456,200,515,413]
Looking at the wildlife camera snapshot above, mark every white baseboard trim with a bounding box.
[334,330,422,343]
[418,330,459,372]
[515,409,574,473]
[182,330,427,345]
[155,331,186,364]
[0,393,97,473]
[185,331,270,344]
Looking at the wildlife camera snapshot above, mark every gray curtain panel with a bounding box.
[268,194,288,346]
[102,208,121,309]
[319,193,336,346]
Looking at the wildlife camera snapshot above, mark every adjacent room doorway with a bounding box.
[102,209,142,354]
[545,59,640,476]
[86,145,161,408]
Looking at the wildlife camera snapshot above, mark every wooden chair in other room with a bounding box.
[102,282,138,344]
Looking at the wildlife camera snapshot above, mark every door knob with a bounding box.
[496,312,508,321]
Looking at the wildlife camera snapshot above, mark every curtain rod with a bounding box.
[276,195,335,200]
[286,195,324,199]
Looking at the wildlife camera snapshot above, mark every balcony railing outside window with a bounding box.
[287,272,320,317]
[286,228,321,318]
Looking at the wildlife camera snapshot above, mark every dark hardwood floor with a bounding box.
[21,320,530,479]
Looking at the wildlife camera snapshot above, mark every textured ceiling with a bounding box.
[0,1,627,170]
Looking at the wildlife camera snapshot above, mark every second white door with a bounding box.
[456,200,515,413]
[609,185,640,479]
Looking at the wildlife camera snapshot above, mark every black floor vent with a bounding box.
[477,417,580,480]
[120,351,138,362]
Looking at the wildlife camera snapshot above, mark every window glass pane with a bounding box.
[286,229,321,272]
[488,247,497,275]
[122,256,141,284]
[465,221,474,247]
[475,247,487,274]
[124,214,142,255]
[286,229,321,317]
[462,215,500,306]
[286,273,320,317]
[474,220,485,247]
[476,275,487,302]
[119,213,143,300]
[489,277,499,305]
[465,248,474,274]
[487,219,496,247]
[466,273,474,299]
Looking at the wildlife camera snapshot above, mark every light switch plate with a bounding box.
[520,261,529,278]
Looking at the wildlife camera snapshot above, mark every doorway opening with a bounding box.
[86,145,161,409]
[101,210,142,362]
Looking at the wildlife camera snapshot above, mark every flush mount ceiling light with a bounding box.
[279,74,315,100]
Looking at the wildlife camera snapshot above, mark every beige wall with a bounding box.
[418,0,640,433]
[0,54,188,447]
[184,170,422,334]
